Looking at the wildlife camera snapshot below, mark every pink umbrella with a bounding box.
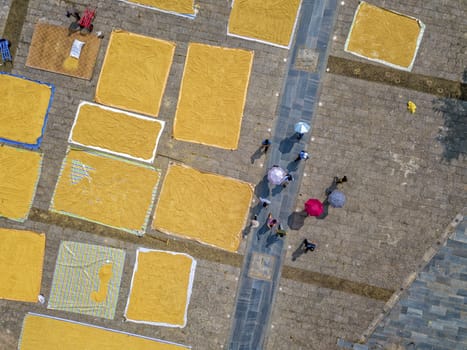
[304,198,324,217]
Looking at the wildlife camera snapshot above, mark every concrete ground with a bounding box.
[0,0,466,349]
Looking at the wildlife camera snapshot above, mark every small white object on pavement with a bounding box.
[38,294,46,304]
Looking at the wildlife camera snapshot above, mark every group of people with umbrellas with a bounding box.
[304,185,346,217]
[262,121,348,250]
[304,177,347,217]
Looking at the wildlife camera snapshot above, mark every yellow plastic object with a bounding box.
[153,163,253,252]
[70,102,164,162]
[345,2,424,71]
[407,101,417,114]
[0,74,52,145]
[122,0,195,15]
[95,30,175,117]
[51,149,160,234]
[19,314,190,349]
[0,145,42,221]
[125,249,196,327]
[173,43,253,149]
[0,228,45,302]
[228,0,301,47]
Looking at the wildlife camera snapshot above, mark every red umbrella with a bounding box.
[304,198,324,217]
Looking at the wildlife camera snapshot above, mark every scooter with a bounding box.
[66,7,96,36]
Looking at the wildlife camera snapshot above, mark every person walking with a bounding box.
[325,176,348,195]
[294,150,309,162]
[302,239,316,252]
[259,197,271,207]
[294,122,310,139]
[267,213,278,229]
[276,225,287,237]
[251,215,260,228]
[260,139,271,153]
[335,176,347,184]
[280,173,293,188]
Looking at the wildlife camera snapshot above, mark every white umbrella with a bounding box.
[267,166,286,185]
[294,121,310,134]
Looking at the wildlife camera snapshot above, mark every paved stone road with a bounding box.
[338,216,467,350]
[229,0,339,348]
[0,0,465,349]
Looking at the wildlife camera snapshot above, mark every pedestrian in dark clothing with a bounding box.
[297,132,304,140]
[276,225,287,237]
[281,174,293,188]
[302,239,316,252]
[260,139,271,153]
[325,176,348,195]
[294,150,309,162]
[335,176,347,184]
[259,197,271,207]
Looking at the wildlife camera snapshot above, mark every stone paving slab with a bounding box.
[338,217,467,350]
[228,1,339,348]
[14,0,287,218]
[265,278,385,350]
[331,0,466,82]
[287,73,467,290]
[0,218,240,349]
[0,0,466,349]
[0,0,11,36]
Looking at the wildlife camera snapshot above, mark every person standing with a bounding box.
[294,150,309,162]
[260,139,271,153]
[325,176,348,195]
[280,174,293,188]
[302,239,316,252]
[276,225,287,237]
[267,213,278,229]
[259,197,271,207]
[251,215,260,228]
[335,176,347,184]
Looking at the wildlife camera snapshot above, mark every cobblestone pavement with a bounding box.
[338,216,467,350]
[0,0,11,34]
[0,0,466,349]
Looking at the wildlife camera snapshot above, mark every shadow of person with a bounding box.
[316,199,329,220]
[286,160,299,172]
[242,218,257,238]
[432,72,467,162]
[250,146,264,164]
[256,222,270,241]
[288,210,307,230]
[254,174,270,199]
[325,178,338,196]
[265,232,280,247]
[279,134,296,154]
[292,242,306,261]
[271,184,284,196]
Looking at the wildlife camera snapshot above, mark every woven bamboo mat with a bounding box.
[26,23,101,80]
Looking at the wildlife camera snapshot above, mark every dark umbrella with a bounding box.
[328,190,346,208]
[304,198,324,216]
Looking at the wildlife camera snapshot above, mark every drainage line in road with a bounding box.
[30,207,392,300]
[328,56,466,100]
[282,266,394,301]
